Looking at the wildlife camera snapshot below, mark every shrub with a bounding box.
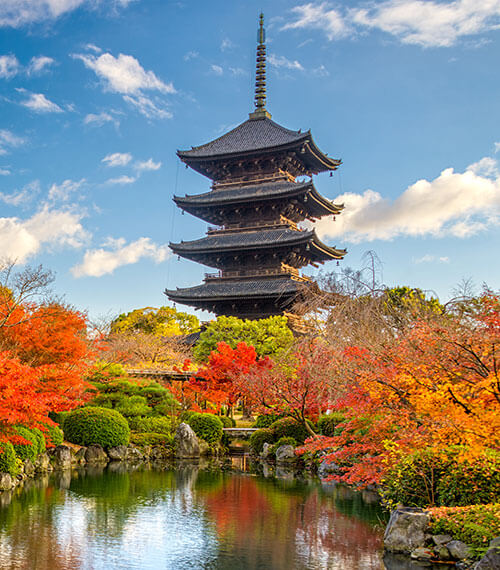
[130,432,174,448]
[130,416,172,435]
[12,426,39,462]
[0,442,19,477]
[178,410,195,423]
[269,417,312,444]
[219,416,236,428]
[43,423,64,447]
[317,412,346,437]
[187,413,223,446]
[254,414,282,429]
[64,407,130,448]
[49,410,69,427]
[270,437,297,456]
[429,504,500,558]
[249,429,275,454]
[30,428,46,456]
[116,395,152,418]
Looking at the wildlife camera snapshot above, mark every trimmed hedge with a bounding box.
[129,416,172,435]
[130,432,174,448]
[219,416,236,428]
[178,410,196,423]
[253,414,282,429]
[43,423,64,447]
[0,442,19,477]
[116,395,152,418]
[269,417,312,444]
[249,429,275,454]
[64,407,130,449]
[13,426,39,462]
[187,413,223,446]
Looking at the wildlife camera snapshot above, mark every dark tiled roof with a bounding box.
[166,276,306,301]
[178,117,308,159]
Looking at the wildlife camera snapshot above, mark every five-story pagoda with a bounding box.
[166,14,346,319]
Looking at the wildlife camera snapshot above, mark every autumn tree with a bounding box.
[111,306,199,336]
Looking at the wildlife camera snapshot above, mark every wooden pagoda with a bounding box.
[165,14,346,319]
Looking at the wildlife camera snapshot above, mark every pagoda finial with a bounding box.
[249,13,272,120]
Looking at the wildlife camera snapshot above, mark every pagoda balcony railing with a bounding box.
[204,267,312,282]
[207,219,299,233]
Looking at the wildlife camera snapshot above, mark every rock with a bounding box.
[275,445,296,464]
[73,447,86,465]
[84,445,108,464]
[318,458,341,479]
[260,443,272,460]
[34,453,51,472]
[476,539,500,570]
[447,540,471,560]
[50,446,72,470]
[410,547,434,560]
[107,445,128,461]
[383,507,431,553]
[432,534,453,547]
[24,459,35,477]
[436,546,451,560]
[174,423,200,458]
[0,473,13,491]
[198,439,210,456]
[125,446,144,462]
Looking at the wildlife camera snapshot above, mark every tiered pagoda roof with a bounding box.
[165,14,346,320]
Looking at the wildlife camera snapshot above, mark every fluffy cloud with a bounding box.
[102,152,132,167]
[0,205,88,262]
[0,129,25,155]
[83,111,119,128]
[27,55,56,75]
[0,54,20,78]
[284,1,500,47]
[71,236,169,277]
[210,64,223,75]
[74,50,175,119]
[105,175,136,185]
[0,180,40,206]
[19,90,63,113]
[268,54,304,71]
[48,178,85,202]
[0,0,133,28]
[134,158,161,172]
[314,155,500,243]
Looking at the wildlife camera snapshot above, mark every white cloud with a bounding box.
[27,55,56,75]
[0,54,20,78]
[71,236,169,277]
[105,175,136,185]
[268,54,304,71]
[0,205,88,262]
[467,156,499,178]
[210,64,223,75]
[19,90,63,113]
[314,155,500,243]
[494,142,500,153]
[134,158,161,172]
[48,178,85,202]
[84,43,102,53]
[0,180,40,206]
[229,67,245,76]
[221,38,234,51]
[184,50,199,61]
[0,0,133,28]
[74,50,175,119]
[414,254,450,264]
[102,152,132,167]
[0,168,10,176]
[84,111,119,128]
[0,129,25,155]
[283,1,500,48]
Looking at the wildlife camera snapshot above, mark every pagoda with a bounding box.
[165,14,346,319]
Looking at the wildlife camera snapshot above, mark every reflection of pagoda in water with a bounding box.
[166,14,346,320]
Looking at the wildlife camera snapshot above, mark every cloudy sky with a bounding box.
[0,0,499,321]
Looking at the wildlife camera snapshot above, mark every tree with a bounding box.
[111,306,199,337]
[193,315,293,362]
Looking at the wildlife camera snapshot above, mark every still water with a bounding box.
[0,461,391,570]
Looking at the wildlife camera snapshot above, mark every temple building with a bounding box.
[165,14,346,320]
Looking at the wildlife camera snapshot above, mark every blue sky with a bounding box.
[0,0,499,322]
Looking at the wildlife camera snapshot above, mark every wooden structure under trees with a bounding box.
[166,14,346,319]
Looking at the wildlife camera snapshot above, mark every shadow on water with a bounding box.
[0,459,439,570]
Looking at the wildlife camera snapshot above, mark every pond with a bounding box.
[0,461,396,570]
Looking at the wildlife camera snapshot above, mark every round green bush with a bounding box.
[116,395,152,418]
[254,414,282,429]
[13,426,39,462]
[178,410,195,423]
[130,416,172,435]
[219,416,236,428]
[31,428,46,456]
[187,413,223,446]
[64,407,130,448]
[317,412,346,437]
[249,428,275,454]
[0,442,19,477]
[269,417,312,444]
[270,437,297,456]
[43,423,64,447]
[130,432,174,448]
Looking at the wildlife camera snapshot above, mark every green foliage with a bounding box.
[130,432,174,448]
[49,410,70,427]
[116,395,152,418]
[249,428,275,454]
[30,428,45,456]
[270,437,297,456]
[382,448,500,508]
[0,442,19,477]
[64,407,130,449]
[219,416,236,428]
[111,306,199,336]
[88,360,128,382]
[269,417,312,445]
[253,414,283,428]
[43,423,64,447]
[429,504,500,558]
[383,286,443,328]
[187,413,223,446]
[193,315,293,361]
[317,412,346,437]
[12,426,39,462]
[178,410,196,423]
[129,416,172,435]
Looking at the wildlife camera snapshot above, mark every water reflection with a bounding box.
[0,462,390,569]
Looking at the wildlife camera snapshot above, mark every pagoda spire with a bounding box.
[249,13,272,120]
